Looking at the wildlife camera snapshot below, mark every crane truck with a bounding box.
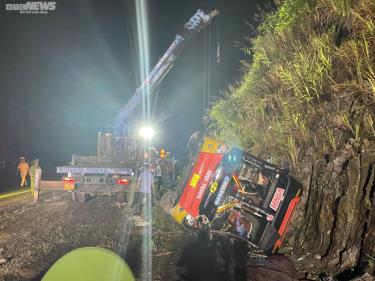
[56,9,220,203]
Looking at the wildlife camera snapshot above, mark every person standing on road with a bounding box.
[0,159,6,175]
[17,156,30,187]
[155,161,162,198]
[133,164,154,215]
[29,159,40,193]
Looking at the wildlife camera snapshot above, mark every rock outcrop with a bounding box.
[290,147,375,275]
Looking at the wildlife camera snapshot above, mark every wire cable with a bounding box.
[207,23,212,111]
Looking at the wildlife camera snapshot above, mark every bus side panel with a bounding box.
[179,152,223,216]
[189,154,223,217]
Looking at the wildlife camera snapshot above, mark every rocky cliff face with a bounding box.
[289,145,375,276]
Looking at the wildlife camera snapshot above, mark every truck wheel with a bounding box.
[73,191,88,203]
[116,192,127,203]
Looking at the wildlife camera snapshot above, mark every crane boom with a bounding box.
[112,9,219,135]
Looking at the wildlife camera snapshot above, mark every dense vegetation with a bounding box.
[210,0,375,276]
[211,0,375,172]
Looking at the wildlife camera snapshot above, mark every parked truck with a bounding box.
[57,9,219,202]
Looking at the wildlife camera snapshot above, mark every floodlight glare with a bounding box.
[140,126,155,139]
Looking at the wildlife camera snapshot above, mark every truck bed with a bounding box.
[56,165,134,175]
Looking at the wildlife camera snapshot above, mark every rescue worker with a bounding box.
[159,148,166,158]
[132,164,155,215]
[29,159,40,194]
[187,130,201,160]
[17,156,30,187]
[202,115,213,136]
[155,161,162,198]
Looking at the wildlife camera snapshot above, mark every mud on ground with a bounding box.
[1,190,372,281]
[0,191,190,281]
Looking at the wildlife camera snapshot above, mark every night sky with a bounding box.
[0,0,272,181]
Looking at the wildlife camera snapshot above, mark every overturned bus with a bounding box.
[171,136,302,254]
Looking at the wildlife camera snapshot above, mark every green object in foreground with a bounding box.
[42,247,135,281]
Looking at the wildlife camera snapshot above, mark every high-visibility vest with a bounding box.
[159,149,166,158]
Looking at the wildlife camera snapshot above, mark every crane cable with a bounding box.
[202,16,220,115]
[207,23,212,111]
[216,15,221,63]
[202,28,207,115]
[202,21,213,114]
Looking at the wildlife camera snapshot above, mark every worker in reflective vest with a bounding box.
[17,156,30,187]
[159,148,166,158]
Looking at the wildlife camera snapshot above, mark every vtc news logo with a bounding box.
[5,2,56,14]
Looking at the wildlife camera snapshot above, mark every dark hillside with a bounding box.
[210,0,375,276]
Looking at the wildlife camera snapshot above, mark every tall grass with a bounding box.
[210,0,375,170]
